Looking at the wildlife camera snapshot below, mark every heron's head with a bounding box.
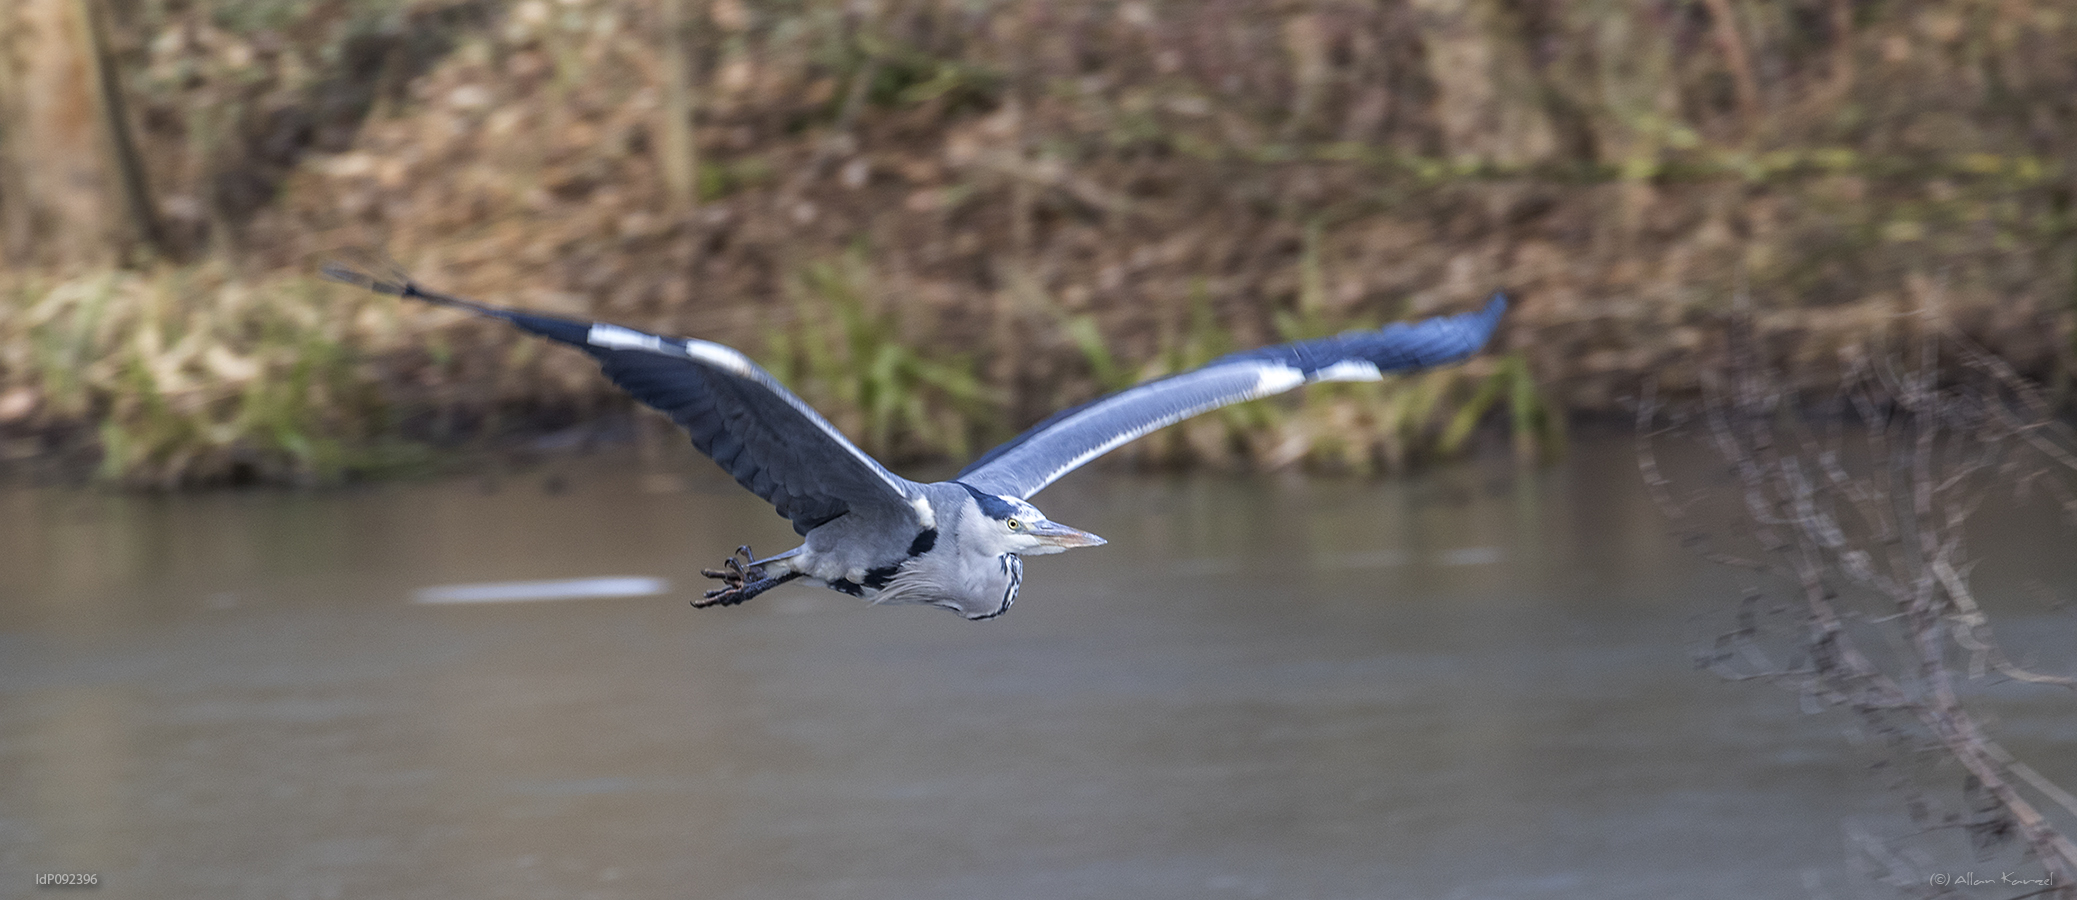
[958,486,1106,556]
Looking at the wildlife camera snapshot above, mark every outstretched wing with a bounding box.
[325,263,917,534]
[956,296,1507,499]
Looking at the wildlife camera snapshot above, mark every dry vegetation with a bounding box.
[1,0,2074,483]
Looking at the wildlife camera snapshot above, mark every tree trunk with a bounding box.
[661,0,700,215]
[0,0,159,268]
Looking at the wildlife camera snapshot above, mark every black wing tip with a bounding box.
[320,258,512,320]
[1466,292,1508,348]
[1314,292,1507,372]
[1416,293,1508,363]
[319,260,409,297]
[1481,292,1508,321]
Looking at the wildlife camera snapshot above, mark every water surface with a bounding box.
[3,434,2072,899]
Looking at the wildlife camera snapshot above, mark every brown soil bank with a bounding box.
[2,0,2074,484]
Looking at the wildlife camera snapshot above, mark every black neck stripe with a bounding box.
[954,482,1016,519]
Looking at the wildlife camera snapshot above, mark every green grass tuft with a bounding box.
[761,249,1000,462]
[4,266,414,486]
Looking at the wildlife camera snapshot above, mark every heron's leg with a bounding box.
[695,571,801,607]
[697,545,801,607]
[701,545,763,586]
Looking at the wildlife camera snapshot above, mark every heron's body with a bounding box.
[771,481,1049,618]
[326,260,1504,619]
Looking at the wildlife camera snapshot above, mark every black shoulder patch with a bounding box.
[906,528,938,556]
[954,482,1016,519]
[861,564,901,589]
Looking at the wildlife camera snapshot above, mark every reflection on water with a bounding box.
[414,577,673,605]
[1,433,2072,900]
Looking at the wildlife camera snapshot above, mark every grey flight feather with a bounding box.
[955,295,1507,499]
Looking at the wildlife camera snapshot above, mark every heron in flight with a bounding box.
[326,262,1505,619]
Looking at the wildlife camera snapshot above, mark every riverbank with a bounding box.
[2,0,2072,485]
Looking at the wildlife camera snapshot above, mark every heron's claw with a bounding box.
[697,545,767,607]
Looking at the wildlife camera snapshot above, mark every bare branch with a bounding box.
[1638,296,2077,890]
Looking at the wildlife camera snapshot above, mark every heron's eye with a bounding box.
[1006,518,1022,531]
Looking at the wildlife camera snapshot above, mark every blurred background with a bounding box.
[0,0,2072,483]
[3,1,2077,898]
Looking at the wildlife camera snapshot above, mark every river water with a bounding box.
[2,433,2072,900]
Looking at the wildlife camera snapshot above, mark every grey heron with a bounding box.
[325,262,1505,619]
